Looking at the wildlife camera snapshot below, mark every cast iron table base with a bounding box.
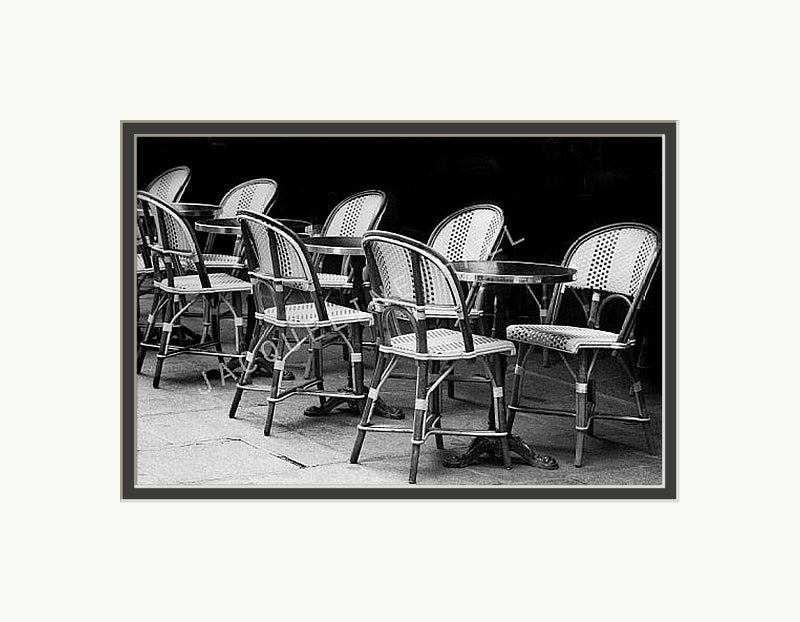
[442,435,558,469]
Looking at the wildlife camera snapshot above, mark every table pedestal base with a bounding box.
[303,391,404,419]
[442,435,559,470]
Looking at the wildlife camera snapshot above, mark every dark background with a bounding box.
[137,136,663,374]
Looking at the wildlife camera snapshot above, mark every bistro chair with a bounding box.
[313,190,388,292]
[426,204,505,399]
[136,192,252,388]
[300,190,387,378]
[137,166,192,277]
[228,213,374,436]
[350,231,516,484]
[506,222,662,467]
[202,178,278,270]
[137,166,192,332]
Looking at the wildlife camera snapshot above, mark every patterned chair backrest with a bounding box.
[238,212,319,293]
[321,190,387,237]
[364,231,468,318]
[218,178,278,218]
[550,222,661,342]
[564,223,660,298]
[137,191,211,286]
[428,204,505,261]
[364,231,475,353]
[145,166,191,202]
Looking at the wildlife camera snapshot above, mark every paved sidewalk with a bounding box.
[136,317,663,488]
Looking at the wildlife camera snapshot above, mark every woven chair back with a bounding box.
[564,223,660,298]
[428,204,504,261]
[145,166,191,202]
[321,190,387,237]
[239,212,319,293]
[547,222,662,343]
[363,231,468,317]
[218,178,278,218]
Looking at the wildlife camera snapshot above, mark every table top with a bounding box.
[194,217,314,235]
[303,236,364,256]
[452,260,576,285]
[170,202,221,217]
[195,218,240,234]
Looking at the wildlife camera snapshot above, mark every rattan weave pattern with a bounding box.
[259,301,373,327]
[506,324,627,354]
[145,167,190,202]
[154,272,251,293]
[316,272,352,288]
[566,227,659,297]
[383,328,515,360]
[218,179,277,218]
[370,240,457,307]
[323,193,385,237]
[430,206,504,262]
[245,217,314,290]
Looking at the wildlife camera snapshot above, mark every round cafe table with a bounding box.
[442,260,576,470]
[301,236,403,420]
[138,201,221,219]
[194,217,313,236]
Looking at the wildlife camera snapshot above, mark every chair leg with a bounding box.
[431,361,444,449]
[574,351,589,467]
[350,352,389,464]
[137,288,161,373]
[312,331,326,407]
[489,356,512,470]
[152,293,175,389]
[621,352,656,455]
[264,328,287,436]
[210,294,226,367]
[229,320,269,419]
[350,324,364,409]
[408,361,429,484]
[508,343,530,434]
[446,379,455,400]
[586,379,597,437]
[232,292,244,355]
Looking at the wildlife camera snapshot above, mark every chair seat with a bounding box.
[202,253,245,269]
[316,272,352,289]
[155,272,252,294]
[381,328,515,361]
[137,254,153,274]
[259,301,373,328]
[506,324,631,354]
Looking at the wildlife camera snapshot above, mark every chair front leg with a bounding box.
[490,356,513,470]
[408,361,429,485]
[350,351,390,464]
[264,328,287,436]
[574,350,589,467]
[350,323,364,400]
[431,360,444,449]
[229,319,270,419]
[137,288,162,373]
[152,293,175,389]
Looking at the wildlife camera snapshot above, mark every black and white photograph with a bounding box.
[8,1,800,620]
[123,121,676,498]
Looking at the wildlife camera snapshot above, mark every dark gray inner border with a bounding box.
[121,121,676,500]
